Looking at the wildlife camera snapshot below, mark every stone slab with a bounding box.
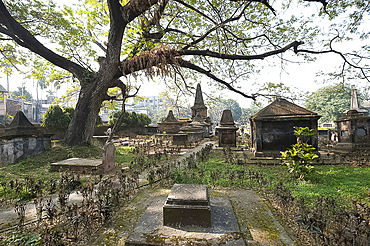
[163,184,211,227]
[50,158,102,173]
[166,184,209,206]
[125,196,245,246]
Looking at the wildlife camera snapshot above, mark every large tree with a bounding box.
[0,0,368,145]
[305,83,365,123]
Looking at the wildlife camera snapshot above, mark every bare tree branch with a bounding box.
[175,58,256,100]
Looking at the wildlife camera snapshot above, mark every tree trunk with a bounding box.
[63,81,101,145]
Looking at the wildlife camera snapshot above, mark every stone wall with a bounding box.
[0,137,51,164]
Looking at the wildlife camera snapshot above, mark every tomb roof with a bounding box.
[251,98,319,120]
[0,84,6,93]
[1,111,43,138]
[163,110,178,122]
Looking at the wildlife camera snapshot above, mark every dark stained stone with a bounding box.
[0,124,4,135]
[191,83,208,119]
[220,109,235,125]
[250,98,320,157]
[194,83,205,106]
[126,196,244,245]
[163,110,178,122]
[163,184,211,227]
[1,111,43,139]
[217,110,238,147]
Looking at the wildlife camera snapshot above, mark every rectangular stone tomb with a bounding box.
[50,158,102,174]
[163,184,211,227]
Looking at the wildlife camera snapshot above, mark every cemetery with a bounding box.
[0,84,369,246]
[0,1,369,245]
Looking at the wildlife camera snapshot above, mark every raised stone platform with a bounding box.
[125,196,244,245]
[50,158,102,173]
[163,184,211,227]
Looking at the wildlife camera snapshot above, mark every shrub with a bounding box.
[281,127,318,179]
[109,111,151,128]
[42,105,73,130]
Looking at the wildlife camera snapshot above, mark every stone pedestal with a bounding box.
[216,110,238,147]
[163,184,211,227]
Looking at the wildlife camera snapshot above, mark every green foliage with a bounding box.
[281,127,318,179]
[209,99,242,123]
[109,111,151,128]
[305,84,365,123]
[0,113,13,126]
[0,230,42,246]
[170,151,370,205]
[10,87,33,101]
[238,105,262,125]
[115,146,135,164]
[42,105,74,129]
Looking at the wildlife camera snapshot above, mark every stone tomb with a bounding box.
[125,184,245,245]
[216,110,238,147]
[50,142,116,174]
[163,184,211,227]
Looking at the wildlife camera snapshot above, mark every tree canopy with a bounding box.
[11,86,32,101]
[305,83,366,123]
[0,0,369,145]
[209,99,242,123]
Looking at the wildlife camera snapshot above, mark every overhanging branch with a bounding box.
[175,58,256,100]
[179,41,304,60]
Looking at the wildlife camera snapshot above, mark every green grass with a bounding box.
[294,166,370,204]
[115,146,135,164]
[173,155,370,205]
[0,144,103,200]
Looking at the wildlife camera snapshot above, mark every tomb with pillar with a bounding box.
[333,89,370,153]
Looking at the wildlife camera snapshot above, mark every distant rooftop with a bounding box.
[0,84,6,93]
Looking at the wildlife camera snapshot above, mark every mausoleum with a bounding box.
[334,89,370,153]
[250,98,320,157]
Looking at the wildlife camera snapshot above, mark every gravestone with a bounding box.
[0,124,4,135]
[163,184,211,227]
[102,141,116,173]
[216,110,238,147]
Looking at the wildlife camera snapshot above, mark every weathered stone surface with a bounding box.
[50,158,102,173]
[126,196,244,246]
[163,184,211,227]
[191,83,208,119]
[102,141,116,173]
[158,110,185,134]
[220,109,235,125]
[217,110,238,147]
[250,98,320,157]
[334,105,370,153]
[0,124,5,135]
[0,137,49,165]
[167,184,209,205]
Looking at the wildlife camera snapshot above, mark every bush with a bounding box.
[281,127,318,179]
[109,111,151,128]
[42,105,75,129]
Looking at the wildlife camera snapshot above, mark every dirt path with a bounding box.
[225,189,297,245]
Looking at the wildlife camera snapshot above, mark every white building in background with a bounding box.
[135,96,164,109]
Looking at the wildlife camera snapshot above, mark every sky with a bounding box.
[0,0,368,109]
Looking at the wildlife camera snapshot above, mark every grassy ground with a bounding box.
[0,145,103,183]
[172,155,370,206]
[0,144,103,201]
